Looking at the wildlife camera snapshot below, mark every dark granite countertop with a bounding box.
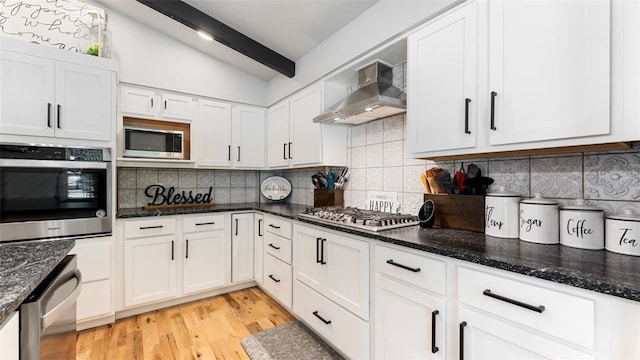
[0,238,75,328]
[118,203,640,303]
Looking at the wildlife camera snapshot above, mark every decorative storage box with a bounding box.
[314,189,344,207]
[423,194,484,232]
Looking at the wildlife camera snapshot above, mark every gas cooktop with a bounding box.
[299,207,419,232]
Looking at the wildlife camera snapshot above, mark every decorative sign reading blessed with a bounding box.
[145,185,213,206]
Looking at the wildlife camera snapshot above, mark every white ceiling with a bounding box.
[96,0,380,81]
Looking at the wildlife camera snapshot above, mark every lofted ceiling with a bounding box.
[95,0,380,81]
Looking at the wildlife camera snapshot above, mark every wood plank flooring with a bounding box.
[76,287,295,360]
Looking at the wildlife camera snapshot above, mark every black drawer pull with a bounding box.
[312,311,331,325]
[464,98,471,134]
[258,219,263,236]
[316,237,322,263]
[195,221,215,226]
[431,310,439,353]
[185,239,189,259]
[140,225,163,230]
[268,243,281,250]
[150,98,154,108]
[459,321,467,360]
[490,91,497,130]
[283,143,287,160]
[47,103,52,128]
[268,224,281,229]
[227,145,231,161]
[483,289,545,313]
[268,274,280,283]
[56,104,62,129]
[171,240,174,260]
[386,259,421,273]
[288,142,292,159]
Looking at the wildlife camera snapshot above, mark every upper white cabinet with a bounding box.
[407,0,635,158]
[267,82,348,169]
[197,100,265,169]
[121,85,194,121]
[0,46,114,143]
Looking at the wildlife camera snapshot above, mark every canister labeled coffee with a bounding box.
[559,200,604,250]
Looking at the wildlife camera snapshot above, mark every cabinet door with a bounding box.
[231,213,254,283]
[488,0,610,145]
[254,214,264,285]
[290,84,323,166]
[123,235,177,307]
[407,2,478,154]
[233,105,266,169]
[293,225,325,293]
[160,93,194,120]
[198,99,232,167]
[54,62,112,141]
[183,229,228,294]
[375,275,446,360]
[0,51,55,137]
[458,307,592,360]
[324,232,370,320]
[120,85,157,117]
[0,311,18,360]
[267,101,291,168]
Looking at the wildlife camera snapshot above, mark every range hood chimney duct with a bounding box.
[313,60,406,125]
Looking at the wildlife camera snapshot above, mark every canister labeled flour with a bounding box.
[519,194,559,244]
[559,200,604,250]
[485,187,520,238]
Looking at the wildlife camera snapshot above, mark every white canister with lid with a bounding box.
[559,200,604,250]
[519,194,559,244]
[605,210,640,256]
[485,187,520,238]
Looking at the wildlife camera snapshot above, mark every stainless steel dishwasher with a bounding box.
[20,254,82,360]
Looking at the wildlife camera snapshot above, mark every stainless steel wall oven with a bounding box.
[0,144,112,242]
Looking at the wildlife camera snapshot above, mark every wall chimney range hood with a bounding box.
[313,61,406,125]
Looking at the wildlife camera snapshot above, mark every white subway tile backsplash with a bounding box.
[348,168,367,190]
[136,169,158,189]
[367,119,384,145]
[197,171,215,188]
[366,168,384,191]
[383,141,403,167]
[215,171,231,188]
[402,192,424,215]
[351,146,367,169]
[178,170,197,188]
[351,124,366,147]
[118,168,136,189]
[230,171,246,188]
[383,115,404,142]
[383,167,403,192]
[366,143,384,168]
[215,188,231,204]
[403,165,428,193]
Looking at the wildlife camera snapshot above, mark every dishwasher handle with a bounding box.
[41,269,82,330]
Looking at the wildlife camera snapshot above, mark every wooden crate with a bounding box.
[314,189,344,207]
[424,194,484,232]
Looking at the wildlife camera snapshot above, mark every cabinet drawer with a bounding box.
[264,215,292,239]
[124,218,176,238]
[264,232,292,264]
[183,214,225,233]
[375,244,446,295]
[458,266,595,349]
[263,253,292,308]
[294,280,369,360]
[77,279,111,321]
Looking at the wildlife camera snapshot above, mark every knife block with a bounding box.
[424,194,484,232]
[314,189,344,208]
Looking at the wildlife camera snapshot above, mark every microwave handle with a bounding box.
[0,159,107,169]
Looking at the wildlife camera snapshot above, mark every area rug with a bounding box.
[241,321,344,360]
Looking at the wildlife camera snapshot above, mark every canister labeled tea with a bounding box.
[485,187,520,238]
[605,210,640,256]
[559,200,604,250]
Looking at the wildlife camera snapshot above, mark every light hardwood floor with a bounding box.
[76,287,295,360]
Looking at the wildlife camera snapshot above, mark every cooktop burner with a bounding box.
[299,206,419,232]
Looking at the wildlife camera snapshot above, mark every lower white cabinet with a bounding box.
[71,236,113,324]
[231,213,254,283]
[263,252,292,308]
[0,311,18,360]
[254,214,264,285]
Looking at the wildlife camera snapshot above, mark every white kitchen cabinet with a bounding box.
[264,252,293,308]
[231,213,254,283]
[71,236,113,325]
[0,311,18,360]
[182,214,229,295]
[254,214,264,285]
[0,48,113,142]
[293,223,369,320]
[260,215,293,308]
[267,82,348,169]
[197,101,265,168]
[121,84,194,121]
[406,1,479,154]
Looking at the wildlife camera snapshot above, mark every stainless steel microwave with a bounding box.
[124,126,183,159]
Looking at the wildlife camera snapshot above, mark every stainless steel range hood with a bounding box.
[313,61,406,125]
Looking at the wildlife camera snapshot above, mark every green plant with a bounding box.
[86,44,99,56]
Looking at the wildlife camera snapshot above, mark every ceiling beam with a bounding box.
[136,0,296,78]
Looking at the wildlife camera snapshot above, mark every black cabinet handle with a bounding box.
[386,259,421,273]
[490,91,497,130]
[320,238,327,265]
[283,143,287,160]
[171,240,174,260]
[483,289,545,313]
[258,219,263,236]
[237,146,241,161]
[164,100,167,109]
[459,321,467,360]
[312,311,331,325]
[235,218,238,236]
[432,310,439,353]
[140,225,163,230]
[150,98,154,108]
[268,224,280,229]
[47,103,52,128]
[268,243,281,250]
[56,104,61,129]
[185,239,189,259]
[228,145,231,161]
[464,98,471,134]
[288,142,292,159]
[195,221,215,226]
[316,237,322,263]
[268,274,280,283]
